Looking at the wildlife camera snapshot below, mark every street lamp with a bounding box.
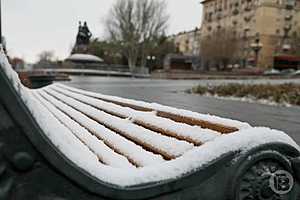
[250,33,263,67]
[147,55,156,72]
[282,43,291,52]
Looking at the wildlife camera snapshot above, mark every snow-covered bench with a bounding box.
[0,49,299,200]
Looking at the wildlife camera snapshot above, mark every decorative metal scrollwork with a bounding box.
[0,143,14,200]
[237,159,293,200]
[0,142,35,200]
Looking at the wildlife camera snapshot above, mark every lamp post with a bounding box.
[147,55,156,72]
[250,33,263,67]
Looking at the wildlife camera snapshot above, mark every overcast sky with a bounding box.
[3,0,202,63]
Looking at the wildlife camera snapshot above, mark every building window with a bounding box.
[286,0,295,9]
[233,30,237,38]
[208,12,213,22]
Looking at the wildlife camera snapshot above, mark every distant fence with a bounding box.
[67,63,131,73]
[18,68,150,78]
[43,68,133,77]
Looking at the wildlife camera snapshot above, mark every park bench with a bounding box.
[0,49,300,200]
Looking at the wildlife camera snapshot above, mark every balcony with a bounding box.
[244,16,251,22]
[232,8,239,15]
[244,5,251,11]
[284,24,292,31]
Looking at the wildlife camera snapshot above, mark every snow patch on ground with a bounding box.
[202,93,293,107]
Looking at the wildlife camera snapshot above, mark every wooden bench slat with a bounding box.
[57,84,240,133]
[38,90,165,167]
[44,88,194,160]
[156,112,238,134]
[52,85,220,145]
[34,92,135,169]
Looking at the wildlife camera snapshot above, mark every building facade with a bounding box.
[201,0,300,69]
[164,28,202,70]
[170,28,202,56]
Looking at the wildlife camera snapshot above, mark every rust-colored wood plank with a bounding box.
[57,85,239,134]
[157,111,238,134]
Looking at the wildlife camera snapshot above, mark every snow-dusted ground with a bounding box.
[201,93,294,107]
[1,49,299,187]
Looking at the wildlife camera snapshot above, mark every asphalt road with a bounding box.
[65,76,300,145]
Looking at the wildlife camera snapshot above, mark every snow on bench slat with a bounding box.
[38,90,165,167]
[44,88,194,159]
[1,51,299,187]
[51,85,220,145]
[57,84,251,131]
[34,91,135,169]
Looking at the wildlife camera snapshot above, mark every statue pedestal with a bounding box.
[72,44,89,54]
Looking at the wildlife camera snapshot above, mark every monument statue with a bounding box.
[76,21,92,46]
[72,21,92,54]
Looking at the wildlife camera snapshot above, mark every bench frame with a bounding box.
[0,68,300,200]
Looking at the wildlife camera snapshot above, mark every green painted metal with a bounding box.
[0,67,299,199]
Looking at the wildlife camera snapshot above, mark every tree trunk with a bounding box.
[128,55,137,72]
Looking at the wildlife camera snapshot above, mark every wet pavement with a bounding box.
[65,76,300,145]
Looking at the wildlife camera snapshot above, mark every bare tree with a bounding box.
[34,51,56,69]
[289,31,300,56]
[106,0,169,70]
[201,27,240,70]
[37,51,55,62]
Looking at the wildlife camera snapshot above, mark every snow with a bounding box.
[0,48,299,187]
[43,87,194,158]
[37,89,165,167]
[57,83,251,130]
[50,85,220,145]
[33,91,135,169]
[203,93,293,108]
[66,54,104,63]
[263,69,280,75]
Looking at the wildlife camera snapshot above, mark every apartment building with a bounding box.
[201,0,300,69]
